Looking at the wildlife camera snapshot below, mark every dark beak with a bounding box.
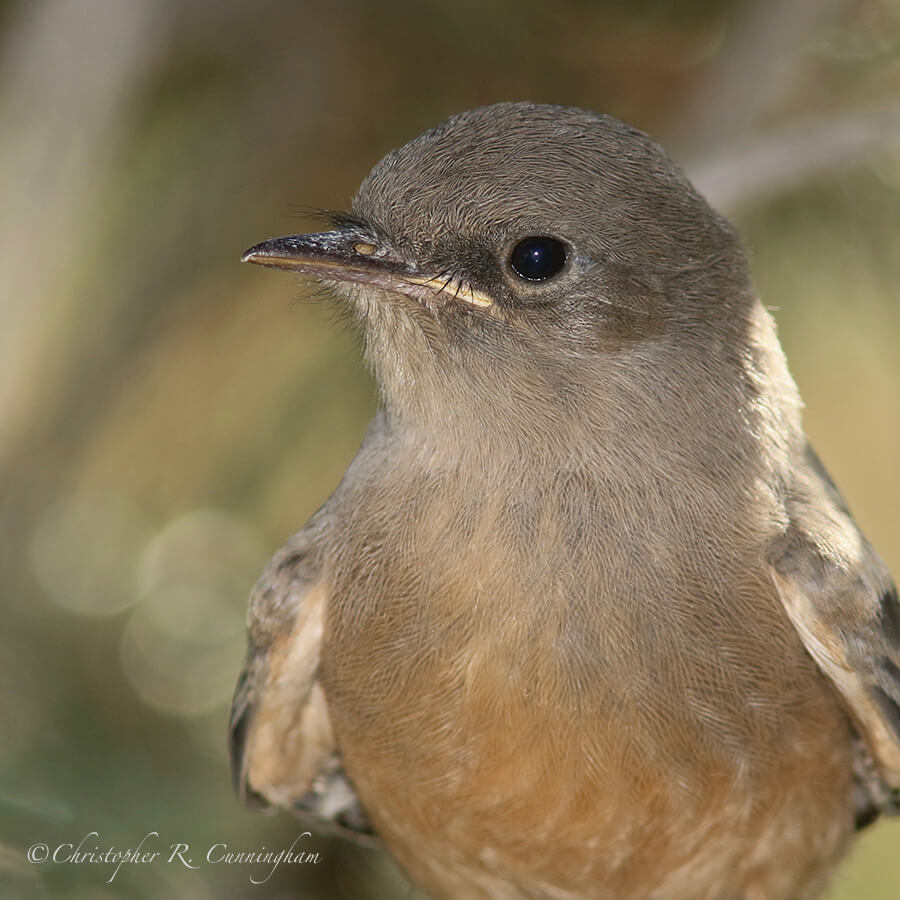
[241,229,494,308]
[241,229,410,286]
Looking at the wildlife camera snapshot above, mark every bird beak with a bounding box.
[242,229,493,308]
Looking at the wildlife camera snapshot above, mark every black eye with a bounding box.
[508,236,568,281]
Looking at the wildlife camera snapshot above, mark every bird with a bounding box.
[229,102,899,900]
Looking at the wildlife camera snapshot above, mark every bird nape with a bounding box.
[231,101,899,900]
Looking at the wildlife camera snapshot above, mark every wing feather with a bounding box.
[769,446,900,819]
[228,531,374,840]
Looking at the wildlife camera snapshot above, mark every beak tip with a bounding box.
[241,246,264,264]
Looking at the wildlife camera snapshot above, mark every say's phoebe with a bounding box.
[230,102,899,900]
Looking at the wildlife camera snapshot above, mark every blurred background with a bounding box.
[1,0,898,897]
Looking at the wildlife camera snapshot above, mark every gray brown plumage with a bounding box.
[229,102,899,899]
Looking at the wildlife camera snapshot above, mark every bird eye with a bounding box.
[508,236,568,281]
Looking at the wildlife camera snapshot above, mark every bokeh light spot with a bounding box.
[29,490,153,616]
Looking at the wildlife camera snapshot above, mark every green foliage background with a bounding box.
[1,1,898,897]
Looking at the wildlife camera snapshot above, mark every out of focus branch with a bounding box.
[0,0,164,464]
[672,0,845,151]
[686,102,900,212]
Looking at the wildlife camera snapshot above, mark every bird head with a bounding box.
[243,102,760,447]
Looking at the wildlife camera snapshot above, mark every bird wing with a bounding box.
[228,529,374,842]
[768,445,900,819]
